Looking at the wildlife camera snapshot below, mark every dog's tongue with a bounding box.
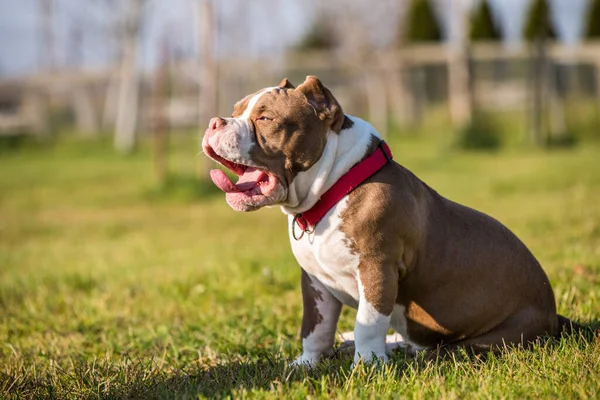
[210,167,265,193]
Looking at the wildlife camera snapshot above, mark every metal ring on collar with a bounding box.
[292,215,315,241]
[291,215,304,241]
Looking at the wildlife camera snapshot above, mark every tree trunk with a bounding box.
[39,0,56,70]
[197,0,218,180]
[153,38,170,185]
[114,0,142,154]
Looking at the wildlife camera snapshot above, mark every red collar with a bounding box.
[292,140,393,240]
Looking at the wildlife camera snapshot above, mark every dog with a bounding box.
[202,76,576,366]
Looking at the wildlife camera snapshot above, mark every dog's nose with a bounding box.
[209,117,226,131]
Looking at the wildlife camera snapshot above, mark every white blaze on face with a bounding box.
[217,87,276,164]
[206,87,275,167]
[203,85,288,212]
[239,87,276,120]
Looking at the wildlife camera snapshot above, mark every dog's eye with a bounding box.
[257,116,272,121]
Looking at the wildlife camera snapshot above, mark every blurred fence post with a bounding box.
[388,54,413,128]
[197,0,217,181]
[103,71,120,130]
[365,67,388,138]
[447,47,472,127]
[73,85,99,136]
[548,64,566,141]
[153,36,170,186]
[447,0,472,128]
[530,38,549,145]
[411,66,426,127]
[23,88,49,137]
[595,59,600,116]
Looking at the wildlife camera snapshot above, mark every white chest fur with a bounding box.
[289,196,360,308]
[287,186,416,349]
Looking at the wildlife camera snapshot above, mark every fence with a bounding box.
[1,42,599,142]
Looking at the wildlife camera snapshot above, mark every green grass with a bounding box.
[1,132,599,399]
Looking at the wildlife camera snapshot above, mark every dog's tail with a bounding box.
[556,314,585,336]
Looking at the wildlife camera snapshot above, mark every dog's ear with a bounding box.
[296,76,344,133]
[278,78,295,89]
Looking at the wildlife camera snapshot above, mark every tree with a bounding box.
[197,0,217,181]
[114,0,144,154]
[523,0,556,41]
[404,0,441,43]
[585,0,600,39]
[470,0,501,41]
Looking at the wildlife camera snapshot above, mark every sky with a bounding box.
[0,0,592,78]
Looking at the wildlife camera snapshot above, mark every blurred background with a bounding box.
[1,0,599,163]
[2,3,600,395]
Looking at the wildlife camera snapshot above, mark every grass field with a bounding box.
[1,132,599,399]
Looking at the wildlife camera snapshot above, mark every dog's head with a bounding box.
[202,76,345,211]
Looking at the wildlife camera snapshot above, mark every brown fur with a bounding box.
[212,76,573,357]
[300,269,323,339]
[232,79,346,188]
[340,135,559,351]
[230,77,350,189]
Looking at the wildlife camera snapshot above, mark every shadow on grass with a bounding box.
[100,323,600,399]
[3,322,598,399]
[98,356,356,399]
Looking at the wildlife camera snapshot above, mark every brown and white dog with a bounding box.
[202,76,574,367]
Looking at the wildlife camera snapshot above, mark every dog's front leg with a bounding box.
[291,269,342,367]
[353,265,398,366]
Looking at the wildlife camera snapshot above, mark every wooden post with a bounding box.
[388,57,412,129]
[595,60,600,118]
[530,38,549,146]
[73,85,99,136]
[102,72,120,130]
[197,0,218,180]
[153,37,170,185]
[365,69,388,138]
[411,66,426,128]
[447,0,472,128]
[23,89,49,137]
[549,62,567,143]
[448,48,472,127]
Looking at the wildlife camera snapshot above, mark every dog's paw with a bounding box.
[352,351,389,368]
[289,353,320,368]
[385,333,408,354]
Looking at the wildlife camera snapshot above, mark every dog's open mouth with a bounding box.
[203,145,278,198]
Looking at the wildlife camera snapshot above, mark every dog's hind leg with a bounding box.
[431,308,557,358]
